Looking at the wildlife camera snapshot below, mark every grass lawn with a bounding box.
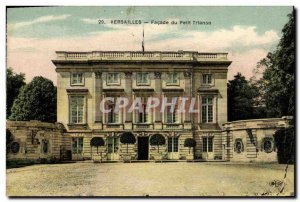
[6,162,294,197]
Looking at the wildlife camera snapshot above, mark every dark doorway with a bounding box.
[138,137,149,160]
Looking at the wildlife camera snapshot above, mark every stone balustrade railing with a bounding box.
[55,51,229,61]
[222,116,293,130]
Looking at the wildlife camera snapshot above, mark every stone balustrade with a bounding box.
[222,116,292,130]
[55,51,229,61]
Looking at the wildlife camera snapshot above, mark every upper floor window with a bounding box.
[107,73,120,85]
[202,97,213,123]
[202,74,213,85]
[166,104,178,123]
[107,100,119,123]
[136,97,148,123]
[71,73,84,85]
[166,72,179,85]
[69,95,85,124]
[136,72,149,85]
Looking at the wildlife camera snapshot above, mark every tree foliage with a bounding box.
[90,137,105,154]
[9,76,57,122]
[120,132,136,153]
[184,138,196,154]
[6,68,25,118]
[255,11,295,117]
[250,11,295,165]
[228,73,261,121]
[274,127,294,164]
[150,134,165,153]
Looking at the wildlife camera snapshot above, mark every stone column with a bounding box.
[191,71,199,130]
[94,71,102,123]
[154,72,162,122]
[124,72,132,129]
[184,71,192,123]
[154,72,162,129]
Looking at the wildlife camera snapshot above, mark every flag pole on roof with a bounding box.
[142,25,145,54]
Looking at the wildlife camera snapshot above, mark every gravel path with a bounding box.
[6,162,294,197]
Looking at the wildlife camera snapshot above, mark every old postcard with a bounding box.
[6,6,295,197]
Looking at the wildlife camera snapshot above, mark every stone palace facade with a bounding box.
[52,51,229,161]
[44,50,290,162]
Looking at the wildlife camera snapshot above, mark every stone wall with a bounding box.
[7,117,292,163]
[6,120,71,161]
[222,117,292,162]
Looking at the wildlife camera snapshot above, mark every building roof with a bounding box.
[52,51,232,66]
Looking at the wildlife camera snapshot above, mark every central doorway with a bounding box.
[138,137,149,160]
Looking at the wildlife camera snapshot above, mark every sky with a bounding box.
[6,6,293,84]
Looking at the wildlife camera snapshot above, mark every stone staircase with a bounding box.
[246,129,257,159]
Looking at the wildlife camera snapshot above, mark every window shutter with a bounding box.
[137,73,142,83]
[167,73,171,83]
[144,73,148,83]
[116,73,120,83]
[71,74,77,84]
[174,111,178,123]
[107,74,112,83]
[174,73,178,83]
[78,73,83,83]
[115,111,119,123]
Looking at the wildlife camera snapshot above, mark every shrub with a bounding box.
[150,134,165,153]
[184,138,196,154]
[90,137,105,154]
[274,127,295,164]
[120,132,136,153]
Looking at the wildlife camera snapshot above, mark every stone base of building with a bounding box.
[6,117,292,164]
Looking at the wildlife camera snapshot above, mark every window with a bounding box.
[107,99,119,123]
[166,105,178,123]
[168,137,179,152]
[71,73,84,85]
[202,74,213,85]
[263,138,274,153]
[107,73,120,85]
[167,72,179,85]
[137,97,148,123]
[70,96,85,124]
[72,137,83,154]
[234,139,244,153]
[203,137,213,152]
[136,73,149,85]
[202,97,213,123]
[107,137,119,153]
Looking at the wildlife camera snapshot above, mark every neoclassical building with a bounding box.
[52,51,230,161]
[5,50,291,163]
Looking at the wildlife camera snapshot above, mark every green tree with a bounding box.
[254,11,295,165]
[274,127,295,164]
[9,76,57,122]
[184,138,196,154]
[6,68,25,118]
[228,73,260,121]
[150,134,165,153]
[256,11,295,117]
[90,137,105,154]
[120,132,136,153]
